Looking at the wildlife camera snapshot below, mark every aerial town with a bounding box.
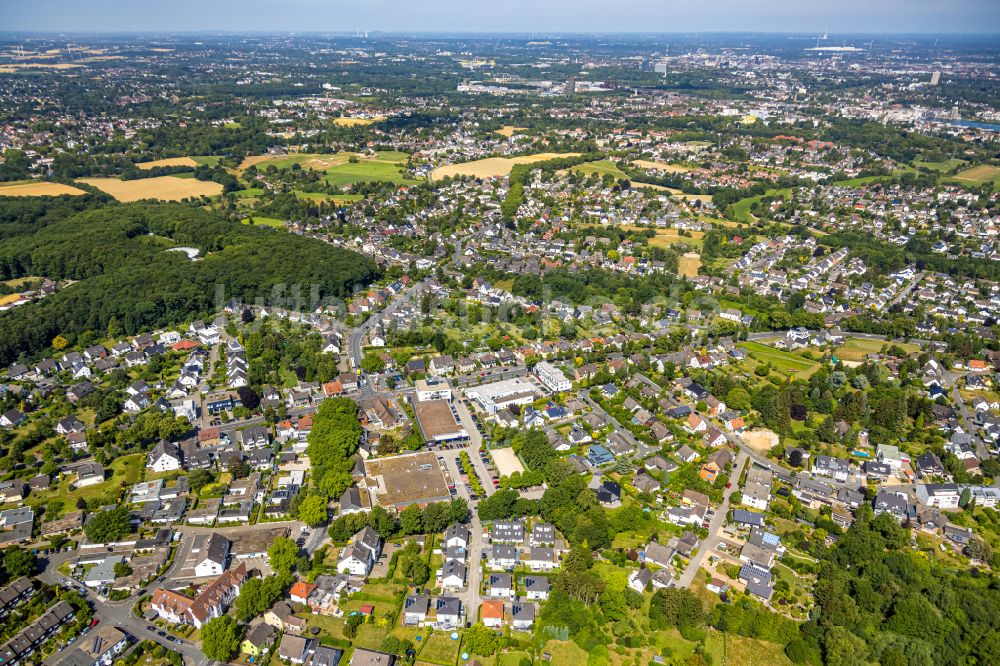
[0,22,998,666]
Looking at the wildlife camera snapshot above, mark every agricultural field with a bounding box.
[237,152,355,172]
[431,152,581,180]
[631,182,713,202]
[324,152,420,187]
[333,116,384,126]
[78,176,223,201]
[237,151,418,187]
[951,164,1000,187]
[135,156,220,169]
[0,180,86,197]
[495,125,527,137]
[625,226,705,250]
[633,159,691,173]
[738,341,821,377]
[135,157,197,169]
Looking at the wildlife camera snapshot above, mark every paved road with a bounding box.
[435,450,485,623]
[887,270,926,310]
[449,398,497,498]
[40,518,326,666]
[348,280,428,370]
[676,450,748,589]
[950,381,989,460]
[39,550,208,666]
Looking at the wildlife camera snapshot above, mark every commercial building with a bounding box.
[412,399,468,444]
[464,378,539,415]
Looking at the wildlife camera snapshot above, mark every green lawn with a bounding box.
[913,157,966,173]
[704,631,793,666]
[497,652,530,666]
[561,159,627,179]
[232,188,265,198]
[242,216,286,228]
[24,453,144,511]
[730,188,792,223]
[834,337,920,362]
[738,341,820,376]
[192,156,222,167]
[541,640,588,666]
[294,190,364,204]
[417,631,461,666]
[373,150,411,162]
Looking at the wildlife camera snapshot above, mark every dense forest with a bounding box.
[791,507,1000,665]
[0,200,378,365]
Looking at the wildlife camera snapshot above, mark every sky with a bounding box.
[4,0,999,34]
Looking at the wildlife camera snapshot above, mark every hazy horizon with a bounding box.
[6,0,1000,35]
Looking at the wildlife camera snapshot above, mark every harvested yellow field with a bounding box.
[495,125,528,137]
[648,230,705,248]
[332,116,383,126]
[632,182,712,202]
[78,176,223,202]
[679,252,702,278]
[0,181,86,197]
[431,152,581,180]
[0,63,81,72]
[0,294,23,307]
[953,164,1000,185]
[136,157,198,170]
[633,159,690,173]
[75,56,125,63]
[236,152,356,172]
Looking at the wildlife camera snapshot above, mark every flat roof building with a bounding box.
[412,399,468,444]
[364,452,451,510]
[465,378,540,415]
[534,361,572,393]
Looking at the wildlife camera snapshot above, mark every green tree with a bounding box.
[307,397,363,499]
[726,387,752,411]
[187,469,214,493]
[3,547,37,579]
[400,504,423,535]
[83,506,131,543]
[361,352,386,374]
[267,537,299,574]
[464,624,499,656]
[200,616,242,662]
[297,494,329,527]
[343,613,364,639]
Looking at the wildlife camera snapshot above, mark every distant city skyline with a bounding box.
[5,0,999,35]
